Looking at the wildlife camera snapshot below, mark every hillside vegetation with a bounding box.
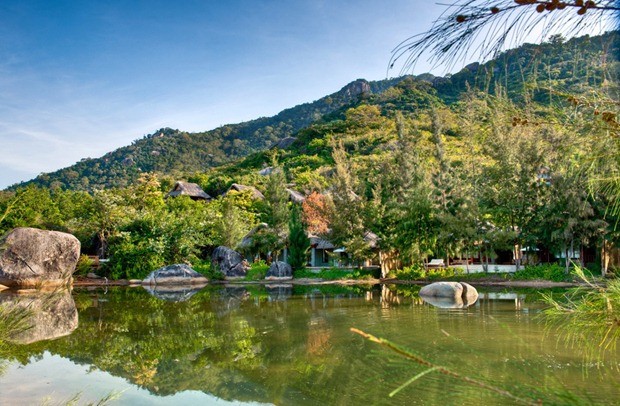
[14,32,618,192]
[1,32,618,279]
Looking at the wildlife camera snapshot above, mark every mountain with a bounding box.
[18,77,409,191]
[14,31,619,191]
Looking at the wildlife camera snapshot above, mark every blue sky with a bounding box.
[0,1,610,189]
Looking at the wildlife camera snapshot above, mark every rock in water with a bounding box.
[266,261,292,279]
[460,282,478,302]
[211,246,249,278]
[142,264,208,285]
[419,281,464,299]
[0,289,78,344]
[419,281,479,308]
[0,227,81,288]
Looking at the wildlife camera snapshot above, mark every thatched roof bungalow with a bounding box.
[226,183,265,200]
[168,182,212,201]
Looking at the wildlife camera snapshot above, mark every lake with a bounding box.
[1,284,618,405]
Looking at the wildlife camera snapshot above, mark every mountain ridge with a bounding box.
[11,31,619,191]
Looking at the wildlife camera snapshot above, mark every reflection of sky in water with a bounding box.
[2,351,267,405]
[1,286,618,405]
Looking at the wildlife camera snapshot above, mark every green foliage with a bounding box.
[193,260,225,281]
[391,265,426,280]
[245,261,270,280]
[0,302,33,358]
[294,267,378,280]
[426,267,461,280]
[212,193,259,249]
[543,268,620,358]
[514,264,568,282]
[1,35,618,282]
[288,205,310,271]
[75,254,94,276]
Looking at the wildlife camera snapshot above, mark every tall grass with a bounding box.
[542,268,620,357]
[0,302,33,350]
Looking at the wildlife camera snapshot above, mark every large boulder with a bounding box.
[266,261,292,279]
[0,289,78,344]
[142,264,208,286]
[0,227,81,288]
[211,246,249,278]
[420,281,463,299]
[419,281,479,308]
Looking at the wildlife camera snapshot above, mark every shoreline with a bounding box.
[72,276,586,289]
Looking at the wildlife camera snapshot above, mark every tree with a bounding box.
[263,160,290,244]
[302,192,331,235]
[288,205,310,271]
[327,141,369,263]
[212,195,256,249]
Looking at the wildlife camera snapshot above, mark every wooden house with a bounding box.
[168,182,212,201]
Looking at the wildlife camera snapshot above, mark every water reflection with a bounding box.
[1,284,618,405]
[420,295,477,309]
[142,284,207,302]
[0,289,78,344]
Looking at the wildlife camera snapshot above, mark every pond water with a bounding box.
[1,284,619,405]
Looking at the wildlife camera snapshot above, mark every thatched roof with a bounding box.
[363,231,379,249]
[309,235,335,250]
[168,182,212,200]
[226,183,265,200]
[308,231,379,251]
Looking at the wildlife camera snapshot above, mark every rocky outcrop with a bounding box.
[211,246,249,278]
[342,79,371,98]
[0,289,78,344]
[142,264,208,286]
[272,137,296,150]
[266,261,292,279]
[419,281,479,308]
[0,227,81,288]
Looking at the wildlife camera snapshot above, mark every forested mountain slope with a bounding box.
[14,31,619,191]
[17,77,408,191]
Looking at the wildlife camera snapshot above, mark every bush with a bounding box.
[75,254,94,276]
[514,263,567,282]
[246,261,269,280]
[427,267,462,280]
[193,260,225,281]
[393,265,425,280]
[294,267,378,280]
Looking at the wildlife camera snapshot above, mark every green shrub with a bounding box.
[293,267,378,280]
[584,263,601,277]
[193,260,225,281]
[394,265,425,280]
[246,261,269,280]
[75,254,94,276]
[514,263,567,282]
[426,267,462,280]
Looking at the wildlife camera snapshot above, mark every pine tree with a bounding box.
[288,205,310,271]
